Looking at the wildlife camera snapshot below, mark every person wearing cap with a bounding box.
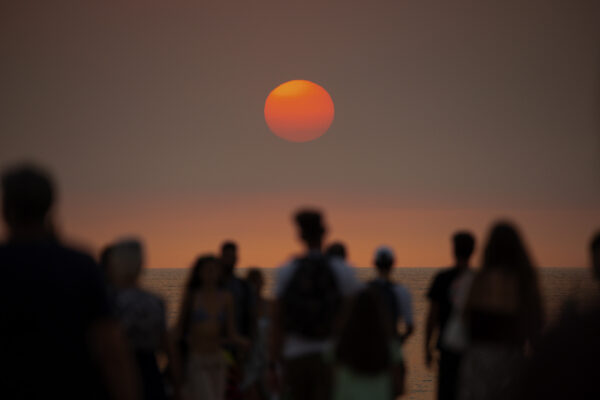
[369,246,414,343]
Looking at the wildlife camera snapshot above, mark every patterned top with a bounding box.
[114,287,167,351]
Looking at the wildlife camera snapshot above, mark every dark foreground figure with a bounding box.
[516,232,600,400]
[269,209,360,400]
[0,165,138,400]
[425,232,476,400]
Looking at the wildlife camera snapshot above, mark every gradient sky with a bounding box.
[1,0,599,268]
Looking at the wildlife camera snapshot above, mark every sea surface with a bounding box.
[141,267,590,400]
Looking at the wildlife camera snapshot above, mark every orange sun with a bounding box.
[264,80,335,143]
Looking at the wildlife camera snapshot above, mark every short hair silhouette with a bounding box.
[294,209,326,243]
[453,231,475,260]
[99,244,115,272]
[2,164,54,226]
[326,242,347,260]
[246,268,264,292]
[221,241,237,253]
[374,246,395,272]
[246,268,263,282]
[110,239,144,285]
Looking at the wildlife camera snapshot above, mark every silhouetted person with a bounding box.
[326,241,347,261]
[459,222,543,400]
[0,164,139,400]
[220,241,254,341]
[334,288,406,400]
[558,231,600,317]
[242,268,272,400]
[425,231,475,400]
[107,239,182,400]
[99,244,114,276]
[175,255,248,400]
[219,241,255,399]
[515,230,600,400]
[368,246,414,342]
[591,231,600,283]
[269,209,360,400]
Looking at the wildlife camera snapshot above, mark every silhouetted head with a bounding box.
[326,242,347,260]
[246,268,264,295]
[481,221,544,339]
[187,254,221,291]
[294,209,326,250]
[336,287,391,374]
[374,246,395,276]
[106,239,144,287]
[482,222,533,271]
[2,164,54,233]
[590,231,600,280]
[99,244,115,276]
[453,231,475,265]
[220,241,238,276]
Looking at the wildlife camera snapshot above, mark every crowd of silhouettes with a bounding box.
[1,163,599,400]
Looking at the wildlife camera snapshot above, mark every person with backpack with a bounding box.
[369,246,414,343]
[268,209,360,400]
[332,288,406,400]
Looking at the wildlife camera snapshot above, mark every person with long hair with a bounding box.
[333,288,406,400]
[459,222,544,400]
[175,255,248,400]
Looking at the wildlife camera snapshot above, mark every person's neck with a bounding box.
[8,224,52,243]
[306,241,322,252]
[115,281,137,290]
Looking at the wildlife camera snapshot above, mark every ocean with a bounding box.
[141,267,590,400]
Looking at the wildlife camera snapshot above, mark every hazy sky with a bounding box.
[1,0,599,268]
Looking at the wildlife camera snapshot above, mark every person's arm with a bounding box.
[267,298,284,393]
[268,262,291,366]
[391,341,406,397]
[161,331,184,400]
[425,301,440,369]
[90,319,141,400]
[172,288,194,382]
[398,287,415,342]
[392,362,406,397]
[224,293,250,349]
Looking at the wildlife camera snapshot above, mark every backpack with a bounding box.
[281,255,342,340]
[368,279,400,336]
